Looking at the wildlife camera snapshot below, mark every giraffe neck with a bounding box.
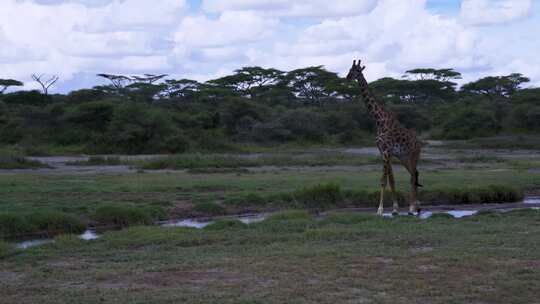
[354,75,391,128]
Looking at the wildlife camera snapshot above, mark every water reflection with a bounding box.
[161,214,267,228]
[524,196,540,204]
[16,239,54,249]
[385,210,478,219]
[79,229,100,240]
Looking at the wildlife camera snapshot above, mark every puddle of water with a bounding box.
[446,210,478,218]
[238,214,267,224]
[384,210,478,219]
[79,229,100,241]
[524,196,540,204]
[16,229,101,249]
[16,239,54,249]
[162,214,267,229]
[162,219,210,229]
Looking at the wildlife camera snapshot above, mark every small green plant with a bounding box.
[323,212,378,224]
[204,219,247,231]
[193,202,227,215]
[224,193,267,207]
[428,213,454,220]
[265,210,311,222]
[66,156,123,166]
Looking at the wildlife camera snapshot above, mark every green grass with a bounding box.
[0,240,18,259]
[0,164,536,239]
[65,156,124,166]
[0,155,49,169]
[1,210,540,303]
[192,202,227,216]
[442,135,540,149]
[137,153,380,170]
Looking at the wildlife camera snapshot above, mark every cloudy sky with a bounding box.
[1,0,538,93]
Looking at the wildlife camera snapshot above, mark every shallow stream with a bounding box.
[14,196,540,249]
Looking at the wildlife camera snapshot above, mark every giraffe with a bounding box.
[346,60,423,216]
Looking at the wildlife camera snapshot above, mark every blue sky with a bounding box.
[1,0,538,93]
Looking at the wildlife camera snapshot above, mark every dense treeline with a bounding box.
[0,66,538,154]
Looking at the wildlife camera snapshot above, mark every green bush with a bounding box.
[292,183,343,210]
[0,213,32,237]
[1,211,86,238]
[436,107,499,140]
[27,212,86,234]
[93,205,156,227]
[0,241,19,259]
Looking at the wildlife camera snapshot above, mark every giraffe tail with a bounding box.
[415,170,423,187]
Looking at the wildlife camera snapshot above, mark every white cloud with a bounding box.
[201,0,378,18]
[460,0,532,25]
[0,0,187,91]
[0,0,539,92]
[268,0,482,81]
[174,11,277,48]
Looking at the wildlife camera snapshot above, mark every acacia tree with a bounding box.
[31,74,59,95]
[97,74,134,89]
[282,66,342,104]
[130,74,168,84]
[0,79,23,94]
[161,79,202,100]
[461,73,530,98]
[207,67,285,98]
[403,68,462,82]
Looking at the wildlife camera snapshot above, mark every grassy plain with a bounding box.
[1,146,539,238]
[1,210,540,303]
[0,144,539,302]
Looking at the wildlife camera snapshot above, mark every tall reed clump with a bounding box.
[0,155,48,169]
[93,204,165,227]
[0,211,86,239]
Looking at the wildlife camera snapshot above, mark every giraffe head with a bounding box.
[346,59,366,82]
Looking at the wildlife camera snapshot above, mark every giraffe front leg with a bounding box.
[409,172,419,216]
[377,186,385,216]
[377,160,390,216]
[387,164,399,215]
